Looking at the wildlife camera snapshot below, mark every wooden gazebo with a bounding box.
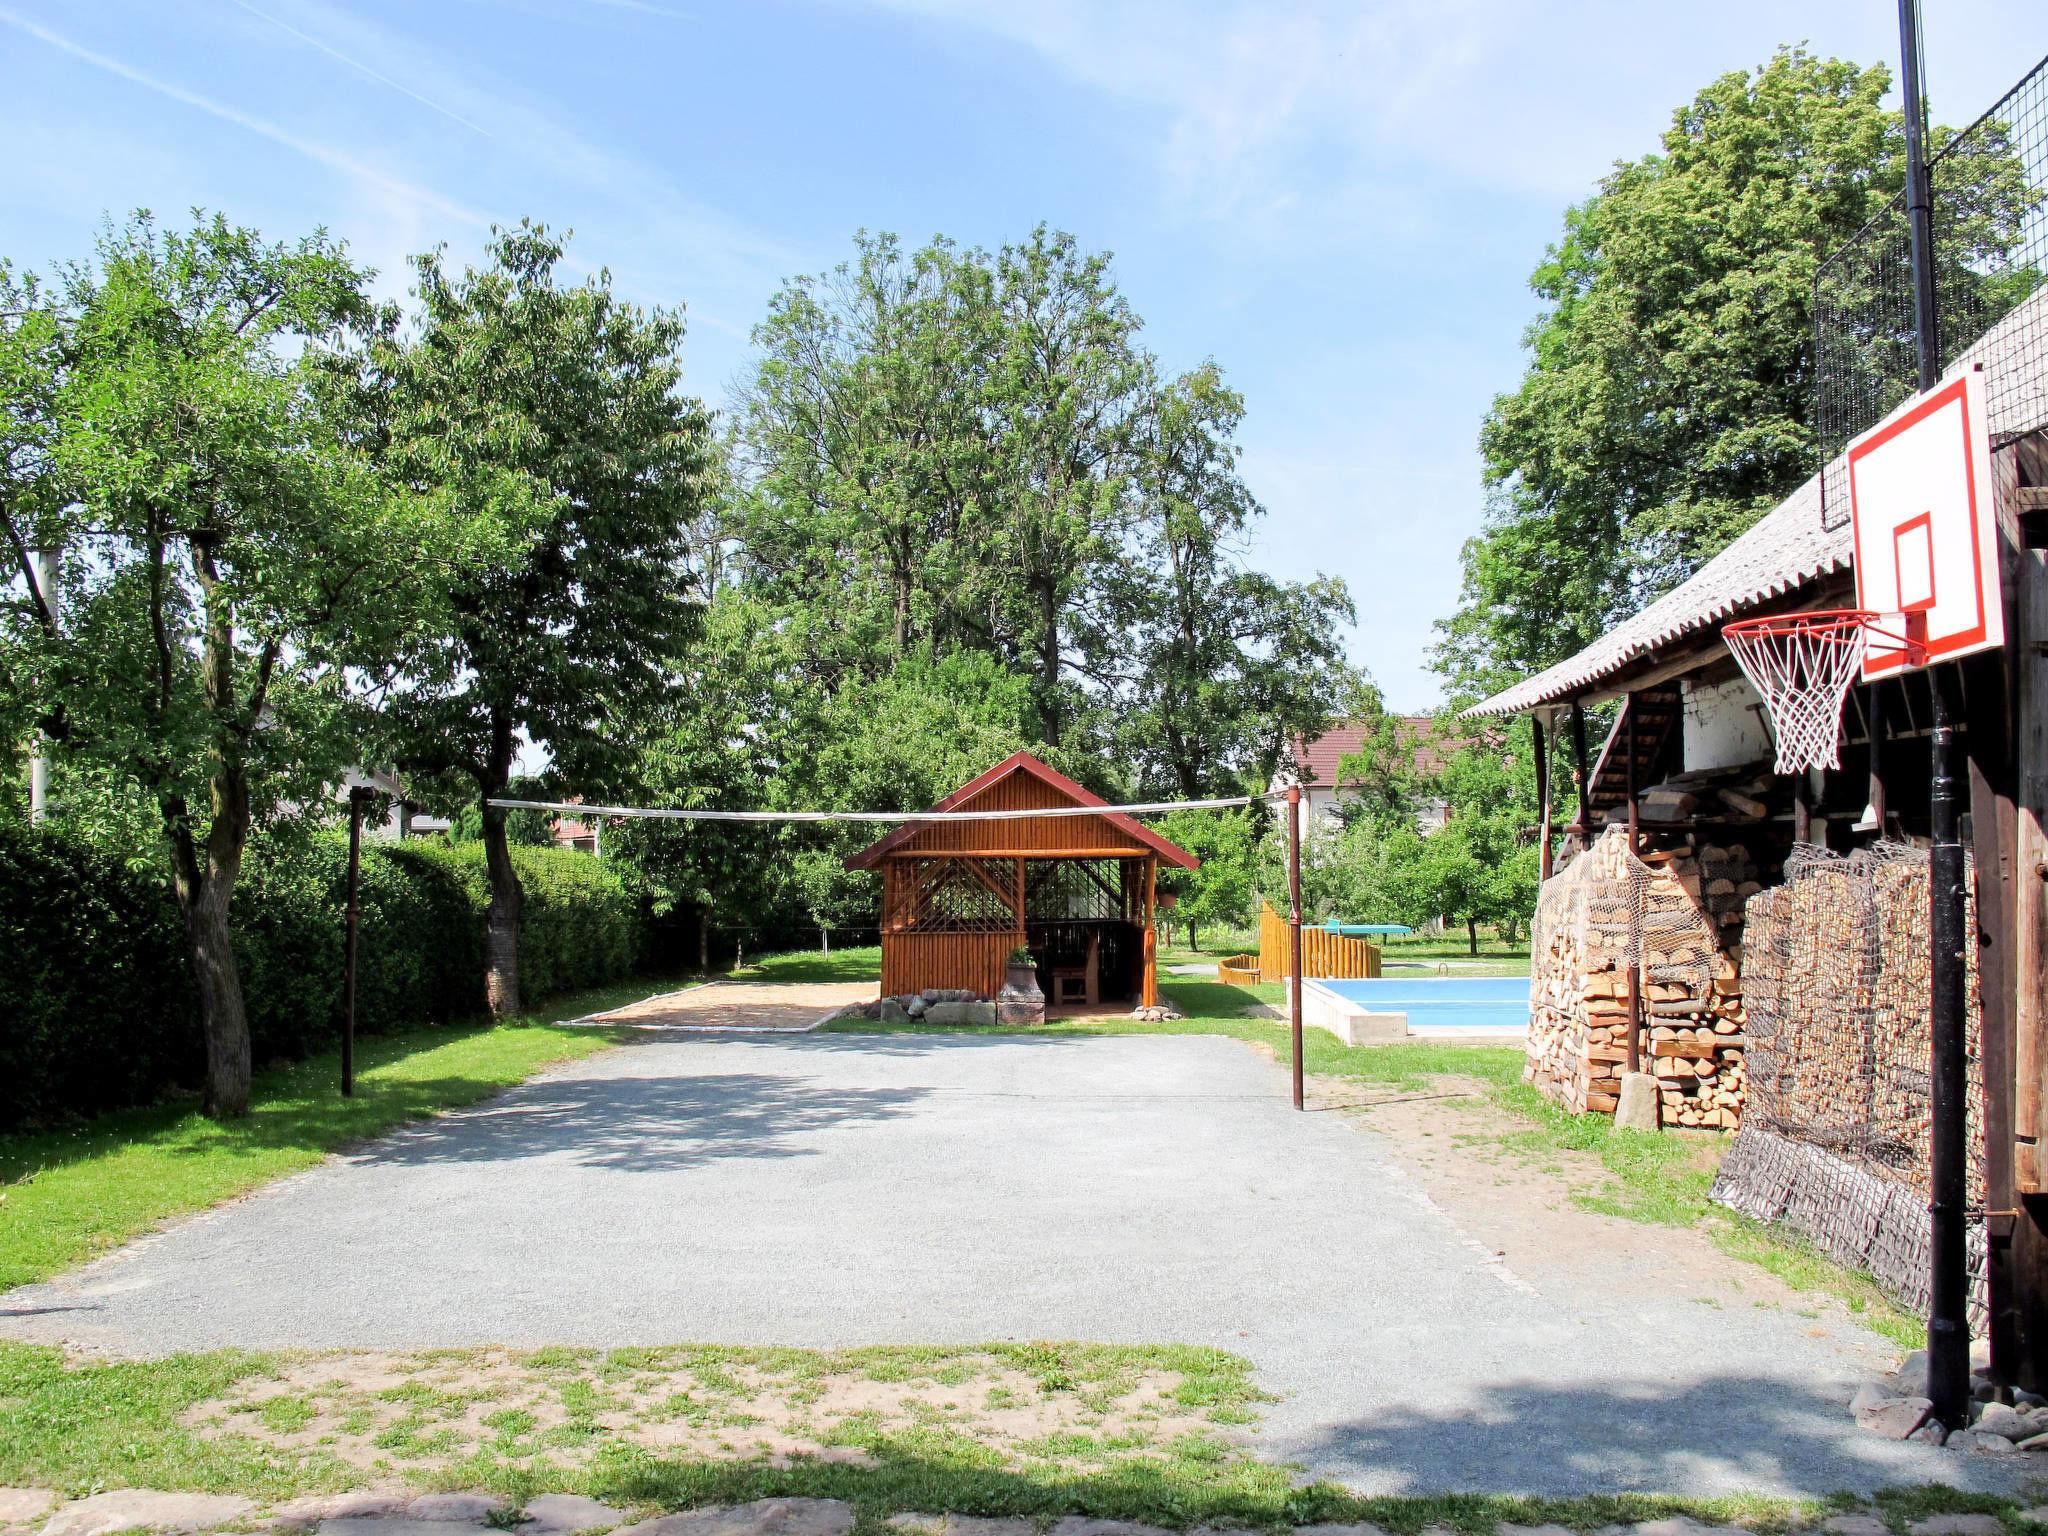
[845,752,1198,1008]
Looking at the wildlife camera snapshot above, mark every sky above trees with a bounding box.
[2,0,2037,706]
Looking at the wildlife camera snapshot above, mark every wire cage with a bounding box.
[1813,51,2048,528]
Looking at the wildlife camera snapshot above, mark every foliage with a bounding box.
[1154,806,1260,940]
[0,820,645,1130]
[0,212,493,1114]
[1433,47,2040,699]
[731,226,1360,782]
[365,221,714,1016]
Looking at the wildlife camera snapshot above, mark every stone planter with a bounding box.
[997,962,1046,1026]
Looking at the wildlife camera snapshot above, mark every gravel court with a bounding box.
[0,1027,2004,1497]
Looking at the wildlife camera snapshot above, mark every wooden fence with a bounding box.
[1252,901,1383,982]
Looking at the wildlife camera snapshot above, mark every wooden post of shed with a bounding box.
[1534,711,1553,881]
[1141,856,1159,1008]
[1569,700,1593,836]
[1624,694,1643,1075]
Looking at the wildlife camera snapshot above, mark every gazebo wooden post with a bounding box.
[1533,710,1553,881]
[1141,856,1158,1008]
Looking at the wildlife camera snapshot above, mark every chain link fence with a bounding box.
[1815,52,2048,527]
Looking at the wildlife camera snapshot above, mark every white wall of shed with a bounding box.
[1681,676,1773,773]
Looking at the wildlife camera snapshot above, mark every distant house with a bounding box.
[1271,716,1454,834]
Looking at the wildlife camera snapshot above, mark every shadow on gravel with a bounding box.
[1286,1370,2016,1497]
[355,1072,930,1172]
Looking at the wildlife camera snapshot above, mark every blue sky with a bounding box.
[2,1,2041,709]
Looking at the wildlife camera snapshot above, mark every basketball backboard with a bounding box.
[1847,368,2004,678]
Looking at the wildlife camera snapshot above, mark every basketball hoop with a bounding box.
[1722,610,1924,774]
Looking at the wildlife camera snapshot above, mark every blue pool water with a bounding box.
[1313,976,1530,1034]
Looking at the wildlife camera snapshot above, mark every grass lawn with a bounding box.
[0,978,671,1291]
[733,945,885,986]
[0,1334,2016,1532]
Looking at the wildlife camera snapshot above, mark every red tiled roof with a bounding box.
[1290,715,1450,787]
[843,750,1199,871]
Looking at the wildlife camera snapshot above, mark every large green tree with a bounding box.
[368,223,715,1016]
[1433,47,2035,700]
[1,213,485,1115]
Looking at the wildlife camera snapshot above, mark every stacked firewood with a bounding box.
[1526,828,1750,1127]
[1741,850,1984,1204]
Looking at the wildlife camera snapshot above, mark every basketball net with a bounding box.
[1722,610,1878,774]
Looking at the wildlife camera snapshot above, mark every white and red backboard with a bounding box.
[1848,368,2003,678]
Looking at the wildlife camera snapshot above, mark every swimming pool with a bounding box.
[1304,976,1530,1039]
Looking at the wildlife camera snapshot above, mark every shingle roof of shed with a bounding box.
[1465,285,2048,720]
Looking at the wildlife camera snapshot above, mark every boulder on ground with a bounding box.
[1856,1394,1933,1438]
[925,1000,997,1026]
[40,1492,254,1536]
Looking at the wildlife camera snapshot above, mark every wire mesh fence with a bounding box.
[1710,840,1988,1321]
[1815,51,2048,527]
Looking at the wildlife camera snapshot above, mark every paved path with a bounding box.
[0,1029,2002,1497]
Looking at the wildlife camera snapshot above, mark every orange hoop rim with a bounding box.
[1722,607,1925,659]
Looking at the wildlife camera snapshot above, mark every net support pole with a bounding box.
[1287,783,1305,1112]
[342,784,371,1100]
[1929,666,1973,1424]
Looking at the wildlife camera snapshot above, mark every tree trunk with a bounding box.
[1037,579,1061,747]
[481,802,524,1018]
[1188,921,1199,953]
[184,878,252,1117]
[1467,915,1479,957]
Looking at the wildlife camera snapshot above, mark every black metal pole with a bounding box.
[343,785,370,1099]
[1928,668,1972,1424]
[1287,783,1305,1112]
[1899,0,1940,396]
[1897,0,1970,1429]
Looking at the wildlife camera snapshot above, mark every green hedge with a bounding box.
[0,824,646,1130]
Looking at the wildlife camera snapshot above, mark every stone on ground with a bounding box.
[0,1493,58,1532]
[1613,1071,1659,1132]
[1948,1428,2017,1454]
[614,1501,855,1536]
[405,1496,506,1524]
[1048,1520,1174,1536]
[316,1521,492,1536]
[522,1497,625,1534]
[1971,1401,2032,1440]
[1908,1517,2006,1536]
[1855,1394,1932,1438]
[40,1493,254,1536]
[1294,1526,1392,1536]
[273,1496,410,1528]
[1818,1517,1889,1536]
[1496,1525,1574,1536]
[1627,1520,1743,1536]
[884,1518,1037,1536]
[1847,1380,1895,1416]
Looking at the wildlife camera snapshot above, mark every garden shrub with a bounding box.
[0,825,647,1130]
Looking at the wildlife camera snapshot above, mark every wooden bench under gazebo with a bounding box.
[845,751,1199,1009]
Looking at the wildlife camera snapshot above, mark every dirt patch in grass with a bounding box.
[172,1344,1263,1485]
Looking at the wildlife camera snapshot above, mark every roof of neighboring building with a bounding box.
[1290,715,1454,789]
[843,750,1199,871]
[1466,285,2048,720]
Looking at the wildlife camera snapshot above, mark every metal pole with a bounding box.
[1928,667,1972,1425]
[343,785,370,1099]
[1897,0,1969,1429]
[1899,0,1940,395]
[1286,783,1305,1112]
[26,548,58,825]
